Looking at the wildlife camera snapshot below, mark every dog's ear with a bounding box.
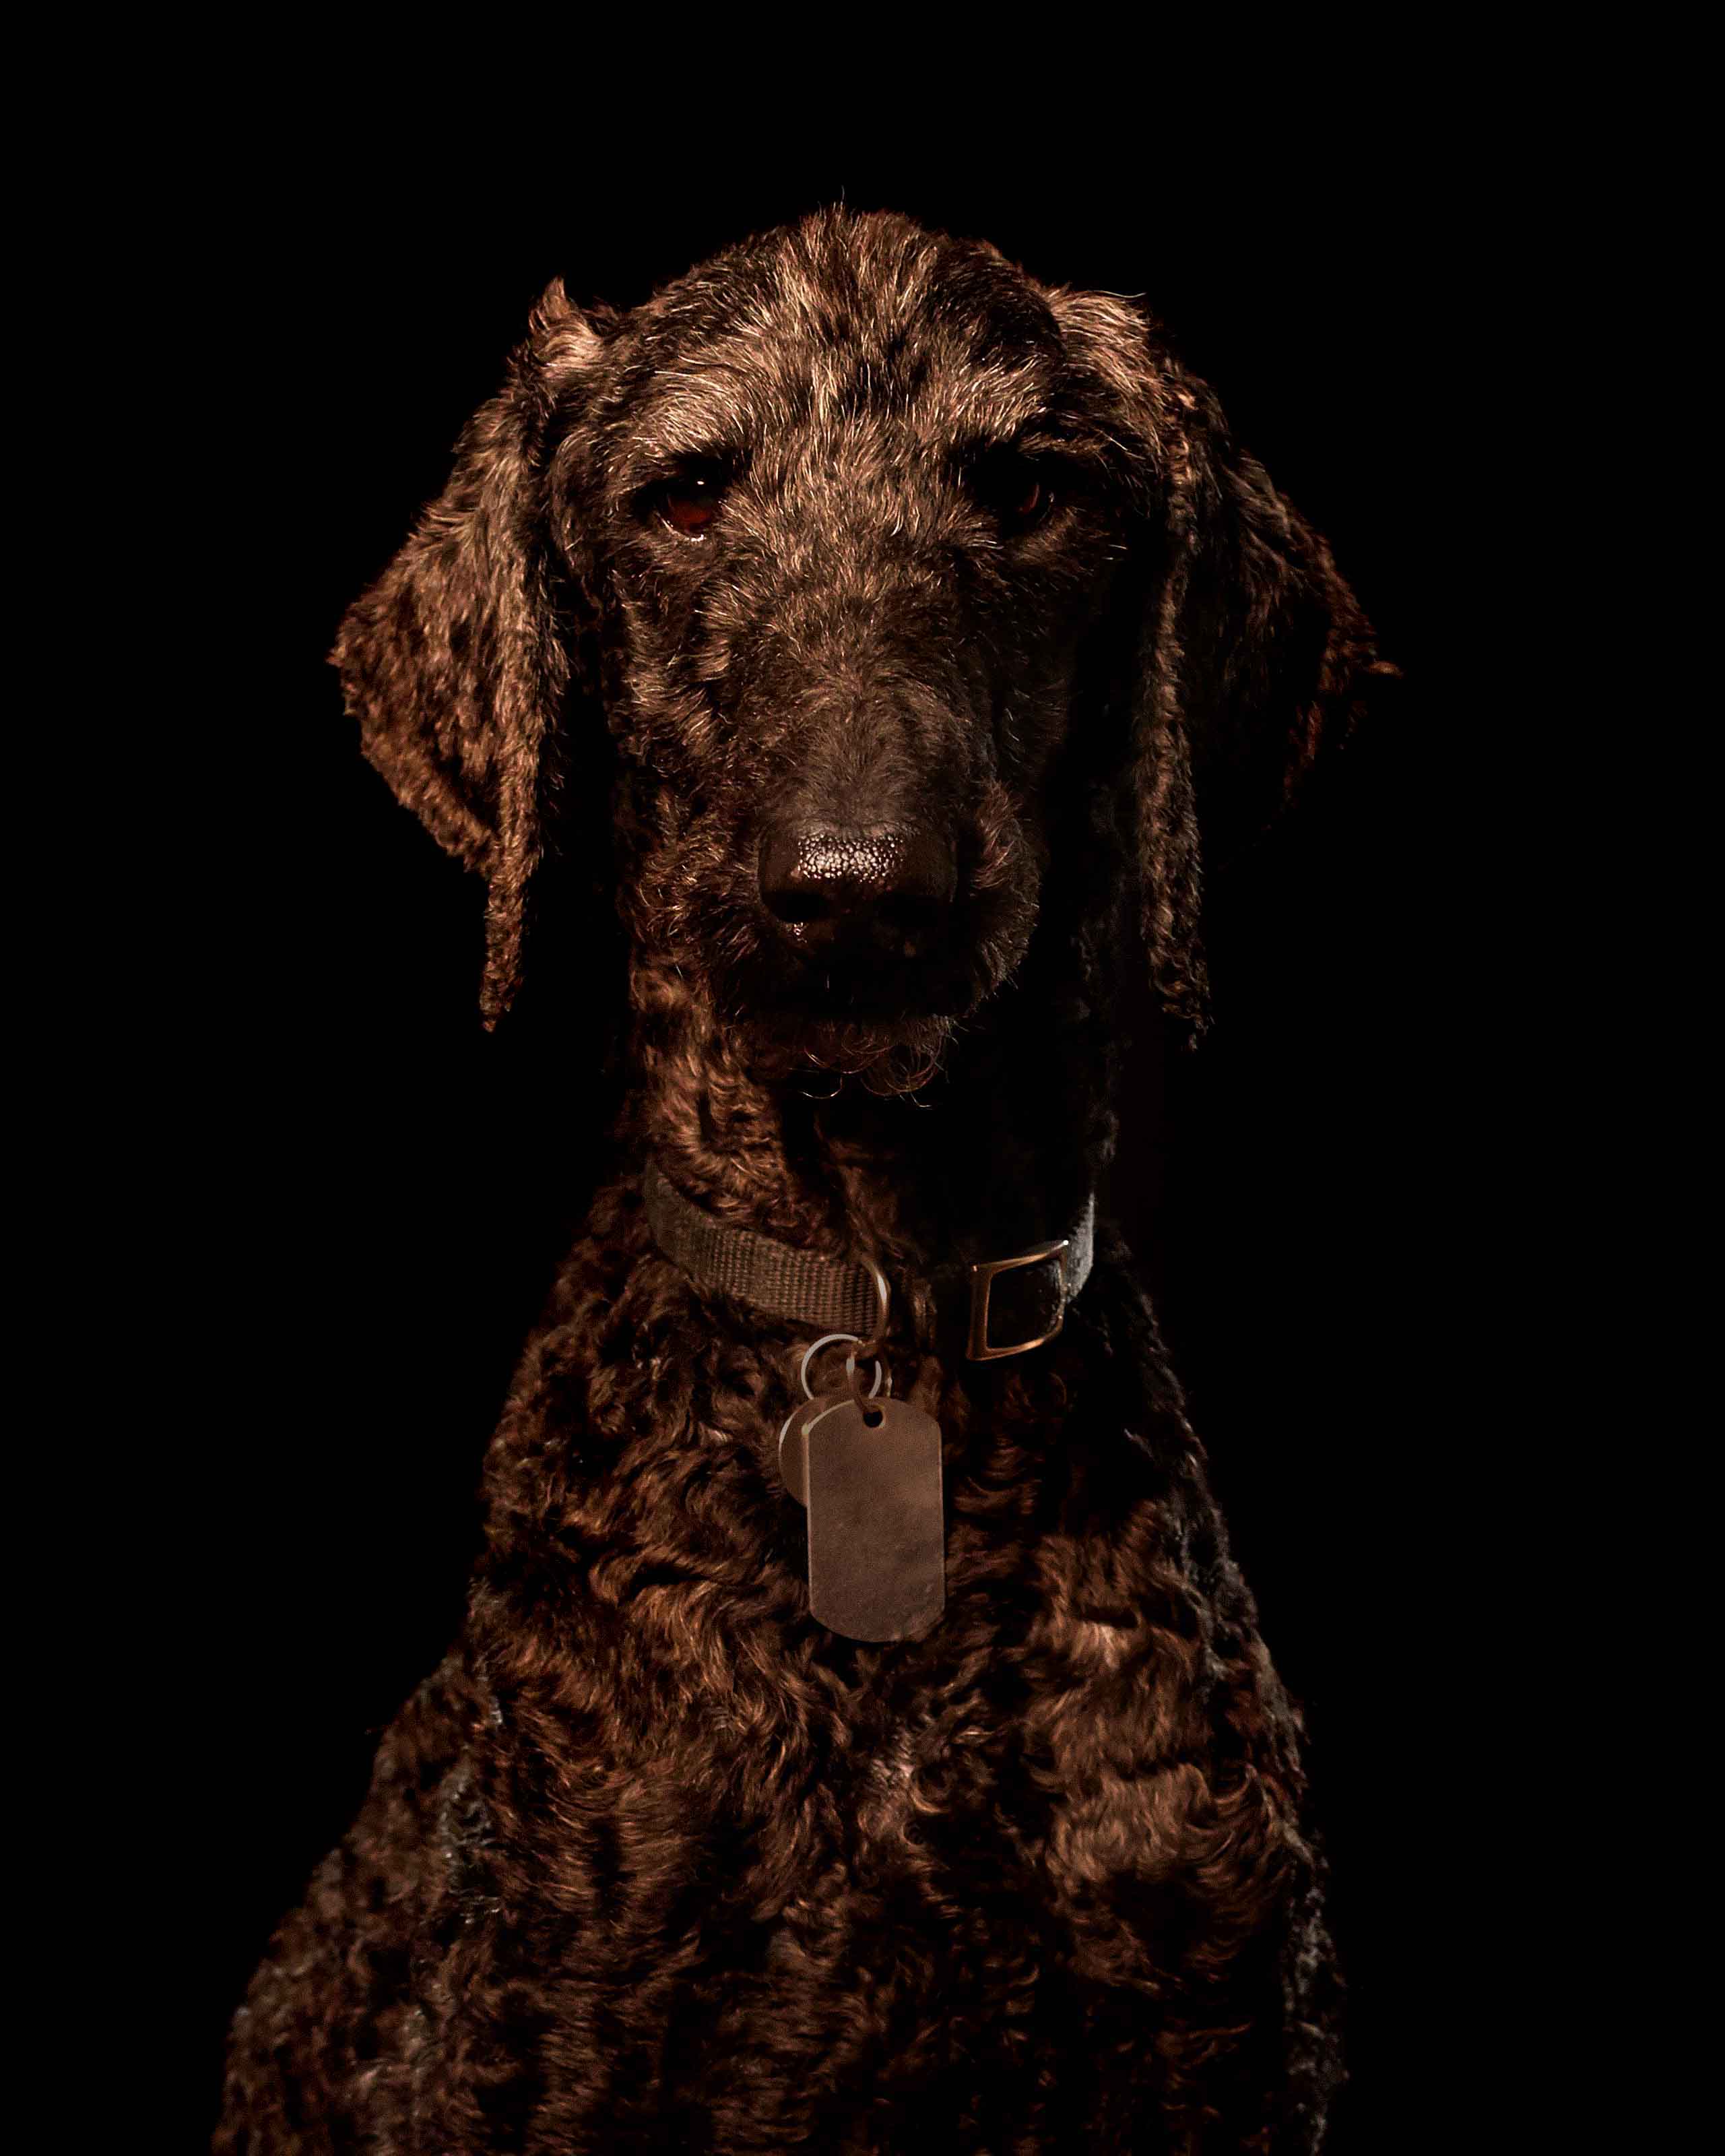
[332,280,604,1027]
[1056,294,1393,1041]
[1136,364,1392,1040]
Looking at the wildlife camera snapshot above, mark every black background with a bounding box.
[151,115,1520,2147]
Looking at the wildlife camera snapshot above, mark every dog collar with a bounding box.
[643,1160,1095,1361]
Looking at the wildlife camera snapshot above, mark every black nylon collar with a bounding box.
[643,1160,1095,1362]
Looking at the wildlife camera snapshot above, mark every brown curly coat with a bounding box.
[216,203,1390,2153]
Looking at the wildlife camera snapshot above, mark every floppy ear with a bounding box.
[331,280,603,1027]
[1107,331,1394,1041]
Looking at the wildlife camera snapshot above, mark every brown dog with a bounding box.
[218,204,1388,2153]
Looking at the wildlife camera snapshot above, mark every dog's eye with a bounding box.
[648,469,728,539]
[969,451,1057,535]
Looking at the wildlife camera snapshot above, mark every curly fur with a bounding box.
[217,205,1391,2153]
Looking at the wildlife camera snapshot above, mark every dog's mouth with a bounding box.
[726,942,971,1054]
[715,887,1031,1087]
[760,931,973,1015]
[744,873,1010,1008]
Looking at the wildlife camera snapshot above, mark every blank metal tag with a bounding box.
[805,1397,945,1642]
[777,1396,831,1506]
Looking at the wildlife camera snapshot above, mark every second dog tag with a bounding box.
[777,1396,831,1506]
[805,1397,945,1643]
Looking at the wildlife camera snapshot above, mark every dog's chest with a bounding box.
[446,1411,1298,2143]
[535,1651,1205,2147]
[607,1643,1167,1977]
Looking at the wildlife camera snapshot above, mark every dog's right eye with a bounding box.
[643,469,728,539]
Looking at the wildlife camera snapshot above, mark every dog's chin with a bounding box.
[743,1009,957,1094]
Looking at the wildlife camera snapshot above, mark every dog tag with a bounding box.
[805,1397,945,1643]
[777,1396,831,1506]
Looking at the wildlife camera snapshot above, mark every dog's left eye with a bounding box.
[646,469,728,539]
[969,451,1057,535]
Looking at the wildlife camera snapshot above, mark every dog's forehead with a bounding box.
[606,212,1073,470]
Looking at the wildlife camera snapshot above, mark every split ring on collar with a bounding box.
[798,1332,888,1403]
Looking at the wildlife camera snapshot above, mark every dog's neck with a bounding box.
[620,923,1113,1276]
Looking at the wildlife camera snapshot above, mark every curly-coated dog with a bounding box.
[217,205,1390,2153]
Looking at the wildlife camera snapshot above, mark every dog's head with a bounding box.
[335,206,1387,1071]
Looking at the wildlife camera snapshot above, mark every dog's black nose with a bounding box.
[758,823,956,954]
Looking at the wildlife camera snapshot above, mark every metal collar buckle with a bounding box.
[965,1238,1072,1361]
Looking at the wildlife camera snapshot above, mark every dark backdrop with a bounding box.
[162,133,1495,2147]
